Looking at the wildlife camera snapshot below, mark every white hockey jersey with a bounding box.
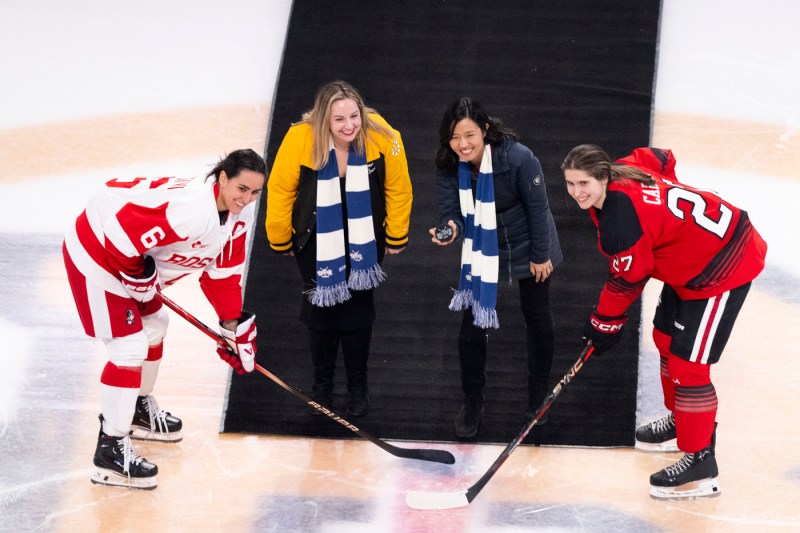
[64,174,255,320]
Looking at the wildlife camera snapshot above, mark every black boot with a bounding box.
[455,393,484,438]
[308,328,338,415]
[456,318,488,438]
[343,327,372,417]
[346,386,370,417]
[526,388,549,425]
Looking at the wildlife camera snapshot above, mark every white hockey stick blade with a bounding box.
[405,489,471,510]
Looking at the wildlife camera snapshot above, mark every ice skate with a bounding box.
[635,413,679,452]
[91,417,158,490]
[129,395,183,443]
[649,442,720,500]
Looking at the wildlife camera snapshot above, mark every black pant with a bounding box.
[459,276,555,407]
[308,327,373,395]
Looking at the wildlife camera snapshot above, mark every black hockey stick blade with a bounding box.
[253,363,455,465]
[405,343,595,509]
[156,292,456,465]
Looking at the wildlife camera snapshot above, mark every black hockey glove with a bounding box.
[582,308,627,355]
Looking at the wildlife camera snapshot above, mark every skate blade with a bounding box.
[90,468,158,490]
[650,478,721,500]
[635,438,679,453]
[129,427,183,443]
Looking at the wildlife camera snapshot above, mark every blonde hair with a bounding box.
[561,144,655,185]
[297,81,395,170]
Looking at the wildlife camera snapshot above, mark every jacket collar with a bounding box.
[490,137,512,174]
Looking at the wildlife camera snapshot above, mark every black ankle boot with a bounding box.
[342,328,371,417]
[346,386,370,417]
[454,393,484,438]
[309,382,333,415]
[527,389,549,425]
[308,328,337,416]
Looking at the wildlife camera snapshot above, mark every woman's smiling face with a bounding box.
[449,118,486,166]
[564,168,608,209]
[216,169,264,214]
[329,97,362,148]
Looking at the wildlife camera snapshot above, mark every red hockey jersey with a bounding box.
[64,175,255,321]
[590,148,767,318]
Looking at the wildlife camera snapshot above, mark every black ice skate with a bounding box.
[635,413,679,452]
[649,440,720,500]
[129,395,183,443]
[91,417,158,490]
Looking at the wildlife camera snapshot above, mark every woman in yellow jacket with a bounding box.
[266,81,413,417]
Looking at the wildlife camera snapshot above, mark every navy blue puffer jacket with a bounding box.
[436,137,563,282]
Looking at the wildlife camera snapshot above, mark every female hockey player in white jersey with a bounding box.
[63,148,266,489]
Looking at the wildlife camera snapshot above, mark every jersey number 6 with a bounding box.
[141,226,166,249]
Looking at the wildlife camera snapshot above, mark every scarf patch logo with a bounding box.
[350,250,363,262]
[317,267,333,278]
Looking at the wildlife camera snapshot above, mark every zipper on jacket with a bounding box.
[498,213,513,284]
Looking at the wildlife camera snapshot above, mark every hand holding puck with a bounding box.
[435,223,454,242]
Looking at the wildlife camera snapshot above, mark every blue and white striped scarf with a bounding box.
[449,144,499,328]
[309,144,384,307]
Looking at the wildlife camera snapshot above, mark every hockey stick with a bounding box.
[156,291,455,465]
[405,342,595,509]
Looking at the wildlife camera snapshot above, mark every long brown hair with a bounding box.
[297,81,394,170]
[561,144,655,185]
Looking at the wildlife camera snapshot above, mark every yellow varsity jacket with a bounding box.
[266,114,413,254]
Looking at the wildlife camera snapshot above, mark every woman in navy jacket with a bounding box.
[430,97,563,438]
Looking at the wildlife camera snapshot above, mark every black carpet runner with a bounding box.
[223,0,661,446]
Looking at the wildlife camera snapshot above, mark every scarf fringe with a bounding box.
[471,302,500,329]
[348,264,386,291]
[448,289,474,311]
[306,282,351,307]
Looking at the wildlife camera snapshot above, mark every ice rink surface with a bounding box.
[1,1,798,531]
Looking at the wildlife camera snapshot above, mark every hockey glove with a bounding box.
[582,308,627,355]
[218,312,257,373]
[120,256,160,303]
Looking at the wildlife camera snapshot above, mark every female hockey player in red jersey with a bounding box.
[63,148,266,489]
[561,144,767,500]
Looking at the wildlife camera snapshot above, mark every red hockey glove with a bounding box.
[216,343,245,374]
[582,308,627,355]
[217,312,257,373]
[120,256,160,303]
